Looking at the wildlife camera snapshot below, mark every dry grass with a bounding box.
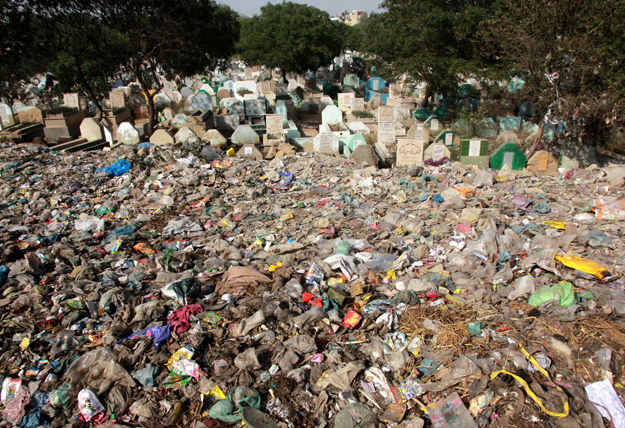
[399,306,476,350]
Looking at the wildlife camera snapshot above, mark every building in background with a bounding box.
[332,10,366,26]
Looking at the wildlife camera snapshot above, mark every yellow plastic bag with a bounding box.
[553,253,611,279]
[544,221,567,230]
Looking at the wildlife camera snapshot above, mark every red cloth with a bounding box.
[168,304,203,334]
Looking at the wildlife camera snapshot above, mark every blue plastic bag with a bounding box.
[96,160,131,177]
[117,324,170,348]
[0,265,9,286]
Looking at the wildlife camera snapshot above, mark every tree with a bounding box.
[0,1,52,106]
[35,0,240,133]
[361,0,501,107]
[484,0,625,146]
[237,2,347,76]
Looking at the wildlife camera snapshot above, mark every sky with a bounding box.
[221,0,384,17]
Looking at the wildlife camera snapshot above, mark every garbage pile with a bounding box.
[0,141,624,428]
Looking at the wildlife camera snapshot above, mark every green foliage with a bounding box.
[352,110,374,118]
[361,1,501,101]
[237,2,347,74]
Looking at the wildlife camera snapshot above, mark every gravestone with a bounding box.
[527,150,558,176]
[223,80,235,91]
[154,93,171,110]
[377,106,394,123]
[134,105,150,120]
[102,124,114,146]
[181,87,193,98]
[396,140,424,166]
[130,92,147,108]
[366,77,385,92]
[243,99,268,117]
[313,132,339,154]
[407,123,429,142]
[217,88,231,100]
[79,118,103,142]
[117,122,140,144]
[238,144,263,161]
[0,103,14,127]
[319,96,333,113]
[389,83,402,99]
[424,143,451,162]
[199,84,214,95]
[276,101,288,126]
[265,114,283,135]
[349,134,367,151]
[351,98,366,112]
[231,125,260,146]
[202,129,227,147]
[436,130,457,147]
[175,127,197,144]
[162,82,174,100]
[343,74,360,87]
[337,93,355,112]
[244,67,253,80]
[430,118,439,131]
[63,93,81,110]
[110,91,126,110]
[321,105,343,127]
[172,91,183,103]
[460,139,489,157]
[192,92,213,112]
[16,107,43,124]
[490,143,526,170]
[348,121,370,135]
[377,122,396,144]
[150,129,175,146]
[162,108,174,121]
[259,81,272,95]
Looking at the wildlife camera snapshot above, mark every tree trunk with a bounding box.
[525,121,546,160]
[75,55,104,119]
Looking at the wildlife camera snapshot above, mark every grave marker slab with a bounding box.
[265,114,283,135]
[238,144,263,161]
[150,129,175,146]
[460,156,491,169]
[63,93,81,110]
[460,139,489,157]
[231,124,260,146]
[0,103,14,127]
[349,134,367,151]
[377,106,394,123]
[17,107,42,124]
[490,143,526,170]
[191,92,213,112]
[407,123,429,142]
[243,99,268,117]
[79,118,103,142]
[202,129,227,147]
[527,150,558,176]
[351,98,366,112]
[110,91,126,110]
[396,140,424,166]
[313,132,339,154]
[337,93,355,112]
[117,122,140,144]
[377,121,396,144]
[424,143,451,162]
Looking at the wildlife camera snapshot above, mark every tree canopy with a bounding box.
[237,2,347,75]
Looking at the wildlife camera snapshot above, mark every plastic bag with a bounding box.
[0,265,9,286]
[528,282,577,307]
[96,159,131,176]
[78,389,105,422]
[335,403,377,428]
[594,199,625,220]
[75,215,105,232]
[161,277,202,305]
[554,254,611,279]
[116,324,170,348]
[426,393,477,428]
[209,386,261,423]
[2,384,29,424]
[49,383,71,408]
[1,377,21,403]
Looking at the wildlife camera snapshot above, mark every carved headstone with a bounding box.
[397,140,424,166]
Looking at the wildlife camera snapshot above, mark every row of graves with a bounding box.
[1,66,558,175]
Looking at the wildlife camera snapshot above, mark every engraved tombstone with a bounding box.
[396,140,424,166]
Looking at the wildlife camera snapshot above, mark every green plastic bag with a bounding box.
[528,282,577,307]
[209,386,261,423]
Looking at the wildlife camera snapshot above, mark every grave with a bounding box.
[0,103,15,127]
[337,93,355,112]
[348,134,367,152]
[231,125,260,146]
[154,93,171,110]
[313,132,340,154]
[109,91,126,110]
[175,127,197,144]
[44,110,85,143]
[396,140,424,166]
[320,105,349,137]
[343,74,360,88]
[460,139,489,157]
[348,121,370,135]
[191,92,213,112]
[319,96,334,113]
[150,129,175,146]
[460,156,491,169]
[276,101,289,127]
[185,111,215,136]
[436,130,457,147]
[351,98,366,112]
[216,115,240,132]
[499,116,522,133]
[116,122,140,144]
[181,87,193,98]
[377,106,394,123]
[237,144,263,161]
[424,143,451,162]
[202,129,227,147]
[366,77,385,92]
[407,123,429,142]
[490,143,526,170]
[63,93,81,110]
[17,107,43,124]
[244,99,268,119]
[527,150,558,176]
[217,88,231,100]
[79,118,103,142]
[134,105,150,120]
[162,82,174,100]
[377,121,396,145]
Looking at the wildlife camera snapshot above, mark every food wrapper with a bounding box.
[201,385,227,417]
[306,263,324,286]
[554,254,611,279]
[339,309,362,329]
[166,346,195,368]
[133,242,156,255]
[1,377,21,404]
[398,369,424,402]
[78,389,105,422]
